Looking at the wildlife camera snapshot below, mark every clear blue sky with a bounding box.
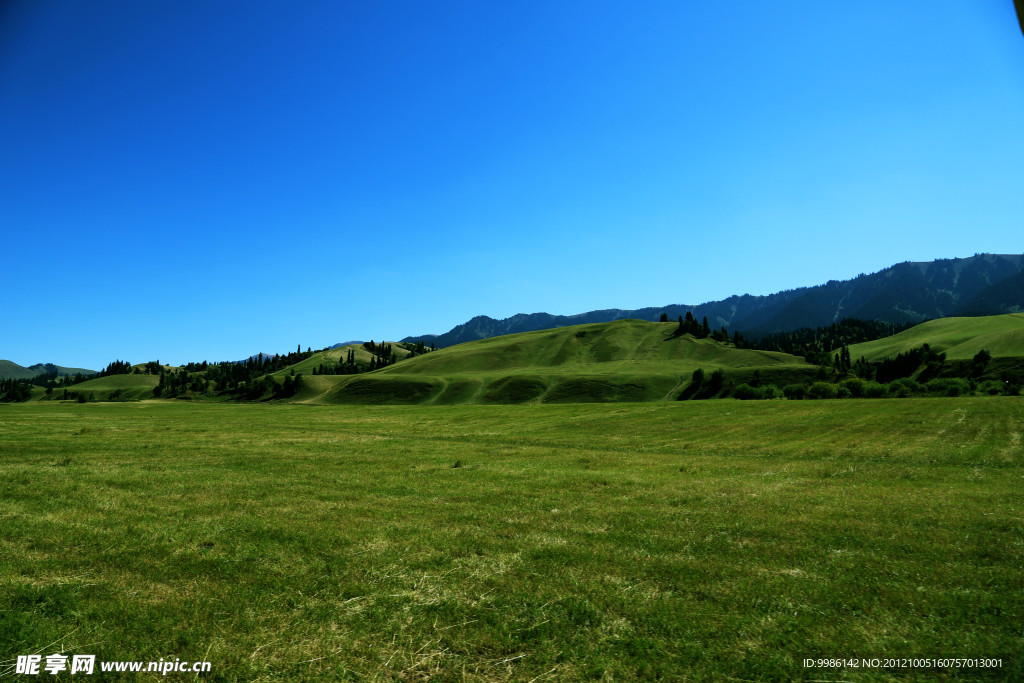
[2,1,1023,369]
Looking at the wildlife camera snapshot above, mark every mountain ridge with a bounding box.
[401,253,1024,349]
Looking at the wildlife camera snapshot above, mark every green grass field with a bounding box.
[1,400,1021,680]
[314,320,814,405]
[57,373,160,401]
[270,344,414,379]
[843,314,1024,362]
[26,320,816,405]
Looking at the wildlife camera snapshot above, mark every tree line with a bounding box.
[738,318,916,365]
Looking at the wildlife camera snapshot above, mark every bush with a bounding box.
[807,382,838,399]
[839,378,865,398]
[732,383,782,400]
[783,384,807,400]
[836,385,852,398]
[862,381,888,398]
[732,383,761,400]
[978,380,1004,396]
[924,377,970,397]
[888,378,922,398]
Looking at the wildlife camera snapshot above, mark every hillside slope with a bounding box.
[843,314,1024,362]
[268,343,412,378]
[51,373,160,401]
[0,360,97,380]
[310,319,814,405]
[402,253,1024,348]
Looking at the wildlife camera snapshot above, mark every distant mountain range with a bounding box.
[401,253,1024,349]
[329,341,364,350]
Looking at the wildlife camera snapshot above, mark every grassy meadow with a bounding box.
[25,320,817,406]
[355,320,812,405]
[1,399,1021,680]
[844,314,1024,362]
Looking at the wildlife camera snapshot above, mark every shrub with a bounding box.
[732,383,782,400]
[924,377,970,397]
[783,384,807,400]
[888,378,922,398]
[978,380,1004,396]
[862,381,888,398]
[732,383,761,400]
[807,382,838,399]
[839,378,865,398]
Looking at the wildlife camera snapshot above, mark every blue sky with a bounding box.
[2,1,1023,369]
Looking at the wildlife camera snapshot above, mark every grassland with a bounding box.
[16,315,1024,406]
[270,344,414,379]
[843,313,1024,362]
[24,320,816,406]
[316,320,814,405]
[1,400,1021,680]
[57,374,160,401]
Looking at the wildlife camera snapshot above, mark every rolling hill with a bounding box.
[402,253,1024,348]
[306,319,815,405]
[52,373,161,401]
[842,313,1024,362]
[0,360,96,380]
[25,313,1024,406]
[268,342,413,378]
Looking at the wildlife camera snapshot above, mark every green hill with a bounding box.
[268,343,413,378]
[843,313,1024,362]
[54,374,160,401]
[0,360,96,380]
[298,319,814,405]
